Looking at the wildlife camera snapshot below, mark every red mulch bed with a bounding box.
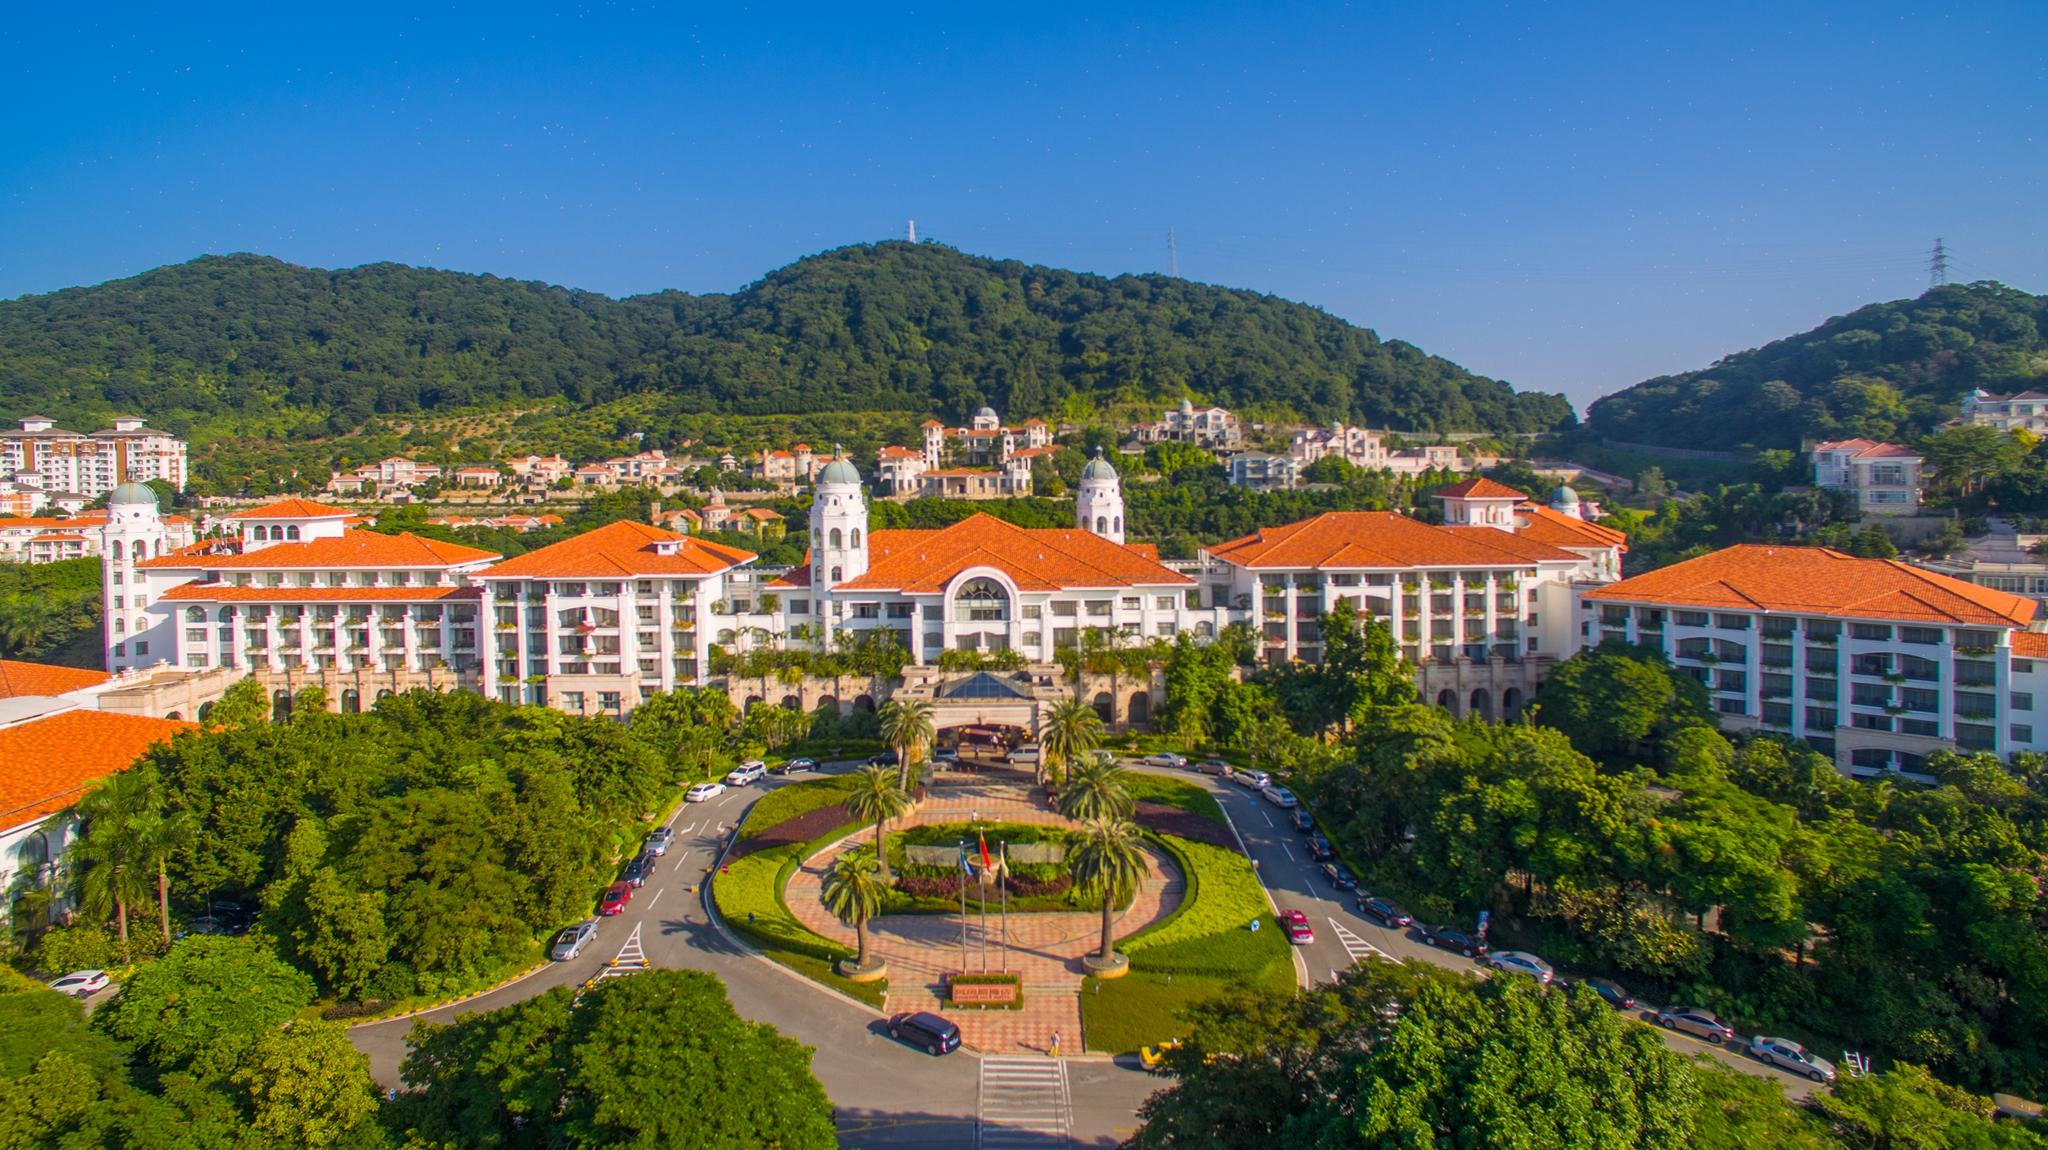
[728,802,856,861]
[1134,801,1239,851]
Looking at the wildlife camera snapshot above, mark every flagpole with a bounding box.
[959,839,969,967]
[1000,840,1010,973]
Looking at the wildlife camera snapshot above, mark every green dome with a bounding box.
[1550,484,1580,506]
[818,447,861,486]
[1081,447,1119,482]
[108,481,159,508]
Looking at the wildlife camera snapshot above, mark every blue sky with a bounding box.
[2,2,2042,411]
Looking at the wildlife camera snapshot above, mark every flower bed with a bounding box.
[1133,801,1236,849]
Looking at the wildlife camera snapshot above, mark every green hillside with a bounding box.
[1587,281,2048,452]
[0,242,1571,458]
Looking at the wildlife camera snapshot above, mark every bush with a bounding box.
[33,926,113,975]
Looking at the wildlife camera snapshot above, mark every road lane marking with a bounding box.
[1261,809,1275,827]
[1328,919,1387,968]
[676,820,697,836]
[1280,842,1295,862]
[649,889,663,907]
[596,922,648,982]
[978,1057,1069,1149]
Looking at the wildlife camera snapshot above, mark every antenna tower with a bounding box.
[907,219,918,244]
[1929,238,1949,288]
[1167,228,1179,277]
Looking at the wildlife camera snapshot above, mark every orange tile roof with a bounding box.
[2014,632,2048,659]
[480,520,755,578]
[1010,445,1061,459]
[877,446,924,460]
[1435,477,1528,500]
[837,514,1192,593]
[140,530,498,570]
[1813,438,1920,459]
[0,660,110,700]
[766,563,812,590]
[1208,511,1579,570]
[0,710,193,828]
[741,507,784,520]
[1583,544,2040,627]
[1516,503,1629,553]
[0,515,109,530]
[158,585,481,603]
[230,498,354,519]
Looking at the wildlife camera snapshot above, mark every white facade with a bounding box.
[1961,389,2048,433]
[1075,449,1126,544]
[1,416,188,498]
[1811,439,1923,514]
[1135,399,1242,448]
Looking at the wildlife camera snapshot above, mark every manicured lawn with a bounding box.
[739,774,863,839]
[1080,958,1296,1055]
[1123,773,1225,825]
[712,800,887,1008]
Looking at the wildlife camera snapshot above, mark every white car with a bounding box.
[1749,1036,1837,1082]
[48,970,109,998]
[725,761,767,786]
[1261,785,1298,808]
[1487,951,1555,984]
[685,781,726,802]
[1233,769,1271,790]
[1143,752,1187,769]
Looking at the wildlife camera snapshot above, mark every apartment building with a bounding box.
[1576,544,2048,774]
[1134,399,1242,449]
[1810,439,1922,514]
[1287,422,1465,476]
[1,511,195,565]
[1226,452,1300,491]
[1,416,188,498]
[1961,389,2048,434]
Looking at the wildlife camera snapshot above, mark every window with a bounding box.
[953,578,1009,622]
[1805,706,1838,730]
[1902,688,1940,712]
[1086,600,1112,618]
[1851,623,1891,642]
[1155,595,1175,610]
[135,641,149,655]
[1714,613,1751,630]
[1955,691,1998,719]
[1901,718,1941,737]
[1675,611,1709,627]
[1900,626,1943,645]
[1121,597,1141,610]
[1851,713,1892,732]
[2013,692,2034,711]
[2013,725,2035,745]
[1715,698,1746,715]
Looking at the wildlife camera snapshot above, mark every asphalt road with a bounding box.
[348,758,1819,1149]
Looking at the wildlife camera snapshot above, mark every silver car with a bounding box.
[1749,1036,1836,1082]
[1486,950,1555,984]
[644,827,674,857]
[550,921,599,961]
[1656,1006,1735,1044]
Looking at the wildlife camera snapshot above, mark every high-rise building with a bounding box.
[2,416,188,498]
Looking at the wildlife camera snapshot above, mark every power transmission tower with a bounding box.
[1929,238,1949,288]
[1167,228,1179,277]
[907,219,918,243]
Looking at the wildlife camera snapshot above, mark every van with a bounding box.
[1007,745,1042,765]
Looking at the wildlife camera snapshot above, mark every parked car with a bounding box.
[1573,977,1635,1011]
[1358,895,1413,928]
[1193,758,1233,776]
[1418,925,1488,958]
[870,749,900,766]
[623,852,658,887]
[1233,769,1271,790]
[1320,861,1358,891]
[1749,1036,1837,1082]
[1288,808,1316,832]
[1305,834,1335,861]
[47,970,108,998]
[1278,909,1315,945]
[1656,1006,1735,1044]
[685,781,725,802]
[888,1011,962,1055]
[549,921,599,961]
[726,760,767,786]
[1261,785,1299,808]
[770,757,818,775]
[599,881,633,916]
[1006,745,1042,766]
[643,827,675,856]
[1487,950,1555,984]
[1145,752,1187,769]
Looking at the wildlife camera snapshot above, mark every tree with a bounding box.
[69,766,165,947]
[109,768,196,941]
[878,698,936,790]
[1813,1062,2048,1149]
[93,935,316,1078]
[1056,759,1134,823]
[819,849,889,974]
[1068,817,1147,964]
[1267,598,1412,736]
[1531,642,1713,767]
[228,1020,381,1148]
[206,676,271,729]
[844,765,912,883]
[1039,696,1105,784]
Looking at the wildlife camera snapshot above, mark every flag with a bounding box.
[978,833,992,874]
[960,846,974,876]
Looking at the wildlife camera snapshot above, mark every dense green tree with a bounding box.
[0,557,102,666]
[1265,599,1414,736]
[844,765,912,883]
[93,936,316,1078]
[1532,641,1713,767]
[227,1021,382,1149]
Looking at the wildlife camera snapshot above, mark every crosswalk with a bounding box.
[978,1056,1070,1149]
[1329,918,1386,969]
[598,922,648,982]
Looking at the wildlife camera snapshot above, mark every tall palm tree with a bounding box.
[68,833,149,946]
[1057,759,1134,823]
[1039,697,1105,786]
[819,848,890,975]
[127,802,198,940]
[71,765,162,945]
[878,698,936,790]
[1069,817,1148,965]
[844,765,912,882]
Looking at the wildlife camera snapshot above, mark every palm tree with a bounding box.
[1069,817,1148,967]
[1039,697,1104,786]
[68,833,150,947]
[71,765,162,945]
[844,765,912,882]
[1057,759,1134,823]
[878,698,936,790]
[819,848,890,976]
[126,801,198,940]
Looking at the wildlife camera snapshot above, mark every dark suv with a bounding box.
[1305,834,1335,861]
[623,852,658,888]
[1418,925,1487,958]
[1289,808,1316,833]
[888,1011,962,1055]
[1358,895,1413,928]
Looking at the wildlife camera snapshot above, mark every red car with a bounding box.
[599,881,632,916]
[1279,909,1315,945]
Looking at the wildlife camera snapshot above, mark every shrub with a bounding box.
[34,926,113,975]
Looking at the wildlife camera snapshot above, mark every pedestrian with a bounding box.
[1050,1029,1062,1058]
[972,808,980,824]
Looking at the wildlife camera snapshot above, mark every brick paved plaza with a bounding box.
[784,766,1185,1054]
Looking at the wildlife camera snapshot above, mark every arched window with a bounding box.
[186,607,205,623]
[850,528,861,548]
[286,525,301,541]
[252,525,266,541]
[829,528,844,549]
[165,710,183,721]
[953,577,1009,622]
[113,618,125,635]
[830,566,842,583]
[130,540,147,560]
[1094,516,1106,534]
[1113,516,1122,534]
[342,689,361,714]
[197,701,214,722]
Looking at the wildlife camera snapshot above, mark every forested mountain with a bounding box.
[0,243,1570,442]
[1588,282,2048,451]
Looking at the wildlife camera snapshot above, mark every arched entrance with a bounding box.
[780,694,801,710]
[165,710,184,721]
[853,695,876,712]
[1502,687,1524,719]
[1434,688,1457,716]
[816,694,840,715]
[1092,692,1114,724]
[342,689,361,714]
[271,690,292,723]
[1470,689,1493,722]
[1127,690,1151,727]
[745,695,764,712]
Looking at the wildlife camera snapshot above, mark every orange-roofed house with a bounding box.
[102,484,500,694]
[1810,439,1923,515]
[1578,543,2048,773]
[472,520,758,714]
[0,703,192,926]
